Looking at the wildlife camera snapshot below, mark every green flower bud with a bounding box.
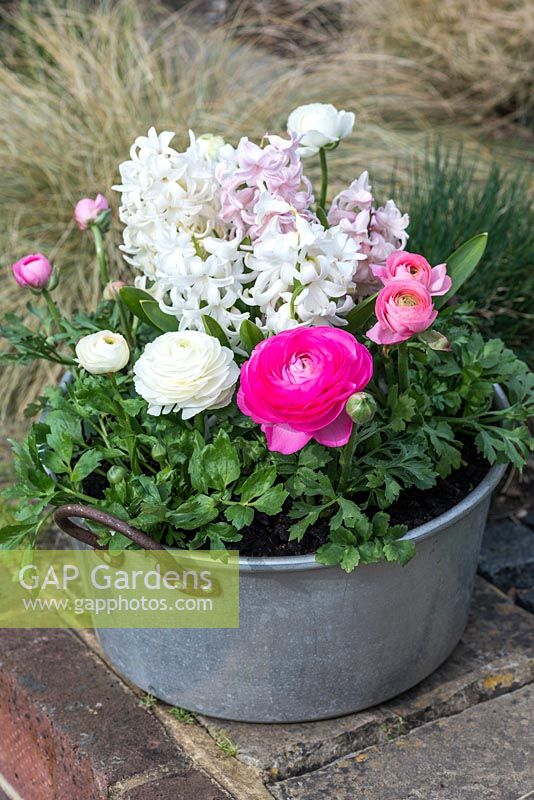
[150,442,167,462]
[345,392,376,425]
[107,465,127,485]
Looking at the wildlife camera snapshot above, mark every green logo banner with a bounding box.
[0,550,239,629]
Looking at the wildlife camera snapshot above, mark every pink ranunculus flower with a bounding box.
[237,327,373,455]
[11,253,53,289]
[366,280,437,346]
[371,251,451,296]
[74,193,110,230]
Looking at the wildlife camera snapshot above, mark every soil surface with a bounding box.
[238,440,492,557]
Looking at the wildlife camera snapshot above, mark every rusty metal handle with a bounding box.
[53,504,165,550]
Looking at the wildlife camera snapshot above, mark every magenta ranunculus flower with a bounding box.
[371,251,451,296]
[237,327,373,455]
[74,193,110,230]
[11,253,53,289]
[366,280,437,346]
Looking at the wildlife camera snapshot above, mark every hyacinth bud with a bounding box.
[103,280,126,301]
[345,392,376,425]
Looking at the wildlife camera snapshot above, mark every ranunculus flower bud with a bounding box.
[133,331,239,417]
[103,280,126,301]
[345,392,377,425]
[12,253,53,289]
[76,330,130,374]
[366,281,437,346]
[74,194,110,230]
[371,251,451,296]
[237,327,373,455]
[287,103,355,158]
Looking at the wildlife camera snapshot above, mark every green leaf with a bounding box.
[224,505,254,530]
[169,494,220,530]
[0,522,36,550]
[251,485,288,515]
[358,540,384,564]
[289,509,320,542]
[140,299,179,332]
[337,498,371,536]
[119,287,157,326]
[435,233,488,308]
[190,430,240,492]
[383,538,416,566]
[341,545,360,572]
[345,292,377,333]
[298,443,332,470]
[239,319,264,354]
[315,542,344,566]
[238,466,276,503]
[202,315,231,349]
[372,512,390,537]
[71,450,103,483]
[204,522,242,549]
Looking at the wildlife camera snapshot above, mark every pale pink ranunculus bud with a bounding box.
[12,253,53,289]
[366,280,437,346]
[103,280,126,301]
[371,251,451,296]
[74,194,110,230]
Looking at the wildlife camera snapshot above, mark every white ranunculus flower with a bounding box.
[75,330,130,375]
[133,331,239,417]
[287,103,355,158]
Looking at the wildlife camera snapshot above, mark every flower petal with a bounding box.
[313,412,353,448]
[262,423,312,455]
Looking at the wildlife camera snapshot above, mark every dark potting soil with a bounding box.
[83,439,492,558]
[237,439,492,557]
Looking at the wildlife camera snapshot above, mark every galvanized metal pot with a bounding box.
[54,394,507,723]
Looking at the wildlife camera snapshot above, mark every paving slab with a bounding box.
[199,578,534,782]
[271,683,534,800]
[478,520,534,592]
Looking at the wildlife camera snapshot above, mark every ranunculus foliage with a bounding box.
[237,327,373,454]
[133,331,239,417]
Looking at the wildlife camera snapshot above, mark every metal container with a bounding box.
[56,390,507,723]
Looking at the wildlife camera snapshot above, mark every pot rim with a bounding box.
[237,384,508,572]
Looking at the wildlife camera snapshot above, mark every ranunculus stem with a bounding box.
[91,224,110,289]
[398,342,409,393]
[319,147,328,211]
[42,289,63,331]
[338,422,359,493]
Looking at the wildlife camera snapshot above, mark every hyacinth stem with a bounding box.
[319,147,328,211]
[398,342,409,393]
[338,422,359,493]
[42,288,63,331]
[91,224,110,289]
